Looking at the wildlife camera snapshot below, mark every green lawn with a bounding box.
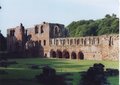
[0,58,119,85]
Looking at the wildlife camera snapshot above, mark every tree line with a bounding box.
[67,14,119,37]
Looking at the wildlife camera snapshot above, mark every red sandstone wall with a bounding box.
[7,23,119,61]
[49,35,119,61]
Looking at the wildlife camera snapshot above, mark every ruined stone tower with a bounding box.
[7,23,26,56]
[7,22,67,57]
[25,22,67,57]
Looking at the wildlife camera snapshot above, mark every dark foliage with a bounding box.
[30,64,39,69]
[0,32,7,51]
[0,58,17,67]
[0,61,8,67]
[0,57,8,67]
[105,68,119,76]
[0,56,8,61]
[0,70,8,74]
[35,66,67,85]
[80,63,110,85]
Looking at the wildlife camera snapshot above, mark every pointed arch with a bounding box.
[78,51,84,60]
[62,50,70,59]
[71,52,77,59]
[56,49,62,58]
[50,49,56,58]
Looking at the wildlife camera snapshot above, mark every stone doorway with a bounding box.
[50,50,56,58]
[71,52,77,59]
[56,50,62,58]
[78,51,84,60]
[63,50,70,59]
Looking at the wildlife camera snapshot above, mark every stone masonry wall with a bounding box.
[49,34,119,61]
[7,22,119,61]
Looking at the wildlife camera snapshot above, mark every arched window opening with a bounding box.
[39,40,41,45]
[84,39,86,45]
[67,39,69,45]
[109,36,112,46]
[97,38,99,44]
[74,39,76,45]
[77,39,80,45]
[56,40,58,45]
[54,26,61,37]
[41,25,44,33]
[43,40,46,46]
[35,26,39,34]
[63,39,65,45]
[10,30,15,36]
[81,39,83,45]
[89,38,91,44]
[70,39,73,45]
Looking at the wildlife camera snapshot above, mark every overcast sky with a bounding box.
[0,0,119,36]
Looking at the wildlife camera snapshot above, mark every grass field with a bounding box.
[0,58,119,85]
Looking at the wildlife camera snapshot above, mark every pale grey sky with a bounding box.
[0,0,119,36]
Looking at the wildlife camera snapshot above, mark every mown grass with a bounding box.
[108,76,119,85]
[0,58,119,85]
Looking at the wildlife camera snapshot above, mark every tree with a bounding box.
[105,14,111,18]
[79,63,110,85]
[67,14,119,37]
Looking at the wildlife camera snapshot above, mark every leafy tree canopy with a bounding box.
[67,14,119,37]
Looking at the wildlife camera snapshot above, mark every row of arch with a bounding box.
[50,49,84,60]
[51,37,100,46]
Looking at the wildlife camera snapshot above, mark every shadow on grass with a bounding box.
[0,78,41,85]
[53,64,90,68]
[0,58,119,85]
[0,69,119,85]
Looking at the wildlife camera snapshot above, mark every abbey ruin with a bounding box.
[5,22,119,61]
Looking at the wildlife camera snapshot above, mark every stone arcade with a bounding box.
[7,22,119,61]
